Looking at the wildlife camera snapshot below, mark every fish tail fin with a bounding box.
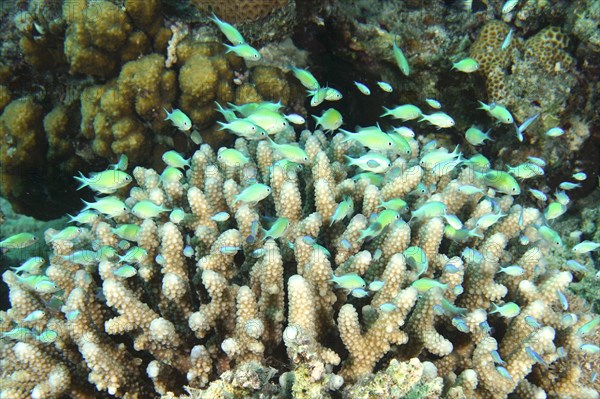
[477,101,487,110]
[73,172,88,190]
[163,107,171,120]
[216,121,227,130]
[380,106,391,117]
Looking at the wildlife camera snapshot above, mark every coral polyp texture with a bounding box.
[1,107,599,398]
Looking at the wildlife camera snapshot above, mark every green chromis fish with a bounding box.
[61,250,98,266]
[507,163,544,179]
[313,108,343,132]
[11,257,45,274]
[285,113,306,125]
[217,119,267,139]
[353,81,371,95]
[403,246,428,277]
[23,310,45,323]
[67,210,99,225]
[0,233,38,252]
[572,240,600,254]
[82,196,128,218]
[345,153,391,174]
[528,188,547,202]
[268,138,309,164]
[536,225,563,247]
[324,87,343,101]
[544,202,567,220]
[113,265,137,278]
[465,126,493,146]
[559,181,581,191]
[34,280,61,294]
[169,208,186,224]
[457,184,484,195]
[330,273,366,290]
[118,247,148,264]
[465,153,491,171]
[502,0,519,14]
[160,166,184,183]
[36,330,58,343]
[308,87,327,107]
[419,112,455,128]
[392,35,410,76]
[289,65,320,90]
[330,197,354,226]
[233,183,272,205]
[246,109,289,135]
[490,302,520,318]
[224,43,261,61]
[501,28,513,50]
[340,126,395,152]
[210,212,230,222]
[572,172,587,181]
[475,212,506,229]
[392,126,415,138]
[74,170,132,194]
[580,344,600,354]
[164,108,192,131]
[162,150,190,169]
[497,265,524,276]
[218,148,250,165]
[478,101,514,124]
[425,98,442,109]
[452,57,479,73]
[410,201,447,221]
[110,154,129,171]
[132,200,169,219]
[419,145,461,170]
[381,104,422,121]
[577,317,600,336]
[475,170,521,195]
[545,127,564,137]
[377,81,393,92]
[112,224,141,241]
[262,217,290,240]
[378,198,408,213]
[208,13,245,45]
[48,226,83,242]
[411,278,448,292]
[215,102,237,122]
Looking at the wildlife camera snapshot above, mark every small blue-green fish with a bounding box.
[475,170,521,195]
[419,145,461,170]
[263,217,290,240]
[496,366,513,380]
[330,197,354,226]
[340,239,352,250]
[2,327,32,340]
[411,278,448,292]
[67,210,99,225]
[572,240,600,254]
[220,246,241,255]
[112,224,140,241]
[528,188,547,202]
[577,317,600,336]
[544,202,566,221]
[518,113,540,135]
[289,66,320,90]
[285,113,306,125]
[23,310,45,323]
[465,153,491,171]
[592,372,598,383]
[98,246,117,261]
[268,138,309,164]
[345,153,391,174]
[211,212,230,222]
[350,288,370,298]
[341,126,394,151]
[525,315,541,329]
[527,156,546,167]
[441,298,467,315]
[215,102,237,122]
[209,13,245,45]
[118,247,148,264]
[433,305,446,315]
[224,43,261,61]
[559,181,581,190]
[246,109,289,135]
[536,225,563,247]
[378,198,408,213]
[110,154,129,171]
[34,280,61,294]
[160,166,184,183]
[502,0,519,13]
[476,212,506,229]
[572,172,587,181]
[379,302,397,312]
[457,185,484,195]
[556,290,568,310]
[444,263,460,273]
[233,183,271,205]
[381,104,422,121]
[169,208,186,224]
[452,57,479,73]
[218,119,267,139]
[453,285,464,295]
[389,133,413,157]
[11,257,45,274]
[462,247,483,264]
[36,330,58,344]
[164,108,192,131]
[490,302,520,318]
[82,196,128,218]
[410,201,447,221]
[519,235,530,245]
[183,246,194,257]
[393,35,410,76]
[217,148,250,166]
[0,232,39,252]
[501,28,513,50]
[507,163,544,179]
[331,273,366,290]
[545,127,564,137]
[479,321,492,334]
[114,265,137,278]
[403,246,428,277]
[75,170,132,194]
[324,87,343,101]
[251,248,266,258]
[465,126,493,146]
[313,108,343,132]
[452,317,469,333]
[353,81,371,95]
[491,350,506,365]
[66,310,80,321]
[392,126,415,138]
[478,101,514,124]
[425,98,442,109]
[419,112,455,129]
[443,214,463,230]
[377,81,393,92]
[132,200,169,219]
[557,347,567,357]
[565,259,588,273]
[368,280,384,291]
[62,250,98,266]
[525,346,548,367]
[580,344,600,354]
[497,265,524,277]
[162,150,190,169]
[561,313,578,326]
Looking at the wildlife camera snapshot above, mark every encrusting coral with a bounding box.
[1,97,599,398]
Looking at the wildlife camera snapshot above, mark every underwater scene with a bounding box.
[0,0,599,398]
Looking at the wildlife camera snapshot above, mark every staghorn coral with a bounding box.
[0,111,598,399]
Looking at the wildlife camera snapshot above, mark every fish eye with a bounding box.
[125,176,131,181]
[250,126,256,131]
[304,157,308,161]
[388,141,393,146]
[512,187,517,192]
[266,188,271,192]
[218,155,222,160]
[283,122,288,127]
